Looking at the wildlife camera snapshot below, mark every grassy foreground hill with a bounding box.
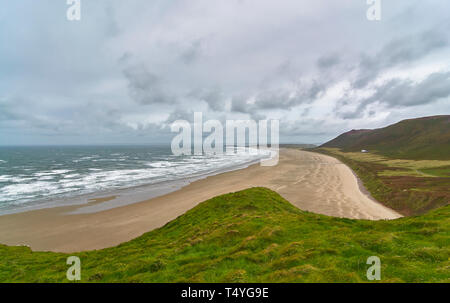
[1,188,448,283]
[321,115,450,160]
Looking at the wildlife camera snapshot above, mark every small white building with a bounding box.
[361,149,368,153]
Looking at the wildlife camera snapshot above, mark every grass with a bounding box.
[316,148,450,216]
[419,166,450,178]
[0,187,449,283]
[321,148,450,176]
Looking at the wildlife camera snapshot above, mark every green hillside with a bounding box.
[1,188,448,283]
[321,116,450,160]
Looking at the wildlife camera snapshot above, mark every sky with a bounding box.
[0,0,449,145]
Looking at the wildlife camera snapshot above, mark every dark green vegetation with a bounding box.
[321,115,450,160]
[420,166,450,178]
[0,188,449,283]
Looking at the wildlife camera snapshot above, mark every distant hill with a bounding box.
[321,115,450,160]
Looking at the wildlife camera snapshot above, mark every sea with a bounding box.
[0,145,271,215]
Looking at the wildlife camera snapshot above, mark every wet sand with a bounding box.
[0,149,401,253]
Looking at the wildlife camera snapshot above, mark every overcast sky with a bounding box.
[1,0,449,145]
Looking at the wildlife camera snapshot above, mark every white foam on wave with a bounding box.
[52,169,73,174]
[0,175,12,182]
[10,176,34,183]
[38,176,55,181]
[146,161,174,168]
[34,170,72,177]
[1,181,59,197]
[0,147,271,211]
[64,173,81,179]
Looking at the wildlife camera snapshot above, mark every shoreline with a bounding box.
[317,152,395,217]
[0,149,402,253]
[0,154,267,216]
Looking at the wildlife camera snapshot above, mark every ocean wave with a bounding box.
[2,181,59,196]
[0,175,12,182]
[34,170,73,177]
[73,156,99,162]
[0,147,271,211]
[38,176,55,181]
[64,173,81,179]
[146,161,175,168]
[10,176,34,183]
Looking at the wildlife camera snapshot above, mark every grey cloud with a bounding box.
[366,72,450,107]
[337,71,450,119]
[165,109,195,124]
[230,79,329,114]
[337,110,363,120]
[253,80,326,111]
[281,119,333,137]
[180,39,204,64]
[2,1,450,145]
[317,54,340,69]
[104,4,120,37]
[123,64,173,105]
[354,29,448,88]
[249,112,267,121]
[231,94,252,113]
[188,88,225,111]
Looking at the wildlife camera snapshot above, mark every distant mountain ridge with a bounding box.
[321,115,450,160]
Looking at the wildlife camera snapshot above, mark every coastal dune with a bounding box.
[0,149,401,253]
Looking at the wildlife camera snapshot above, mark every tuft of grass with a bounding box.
[0,187,448,283]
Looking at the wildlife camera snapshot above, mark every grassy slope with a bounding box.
[1,188,449,283]
[315,148,450,216]
[321,115,450,160]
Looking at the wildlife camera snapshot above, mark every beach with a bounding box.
[0,149,402,253]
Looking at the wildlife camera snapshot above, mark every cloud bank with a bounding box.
[0,0,449,145]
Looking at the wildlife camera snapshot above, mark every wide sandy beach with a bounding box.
[0,149,401,253]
